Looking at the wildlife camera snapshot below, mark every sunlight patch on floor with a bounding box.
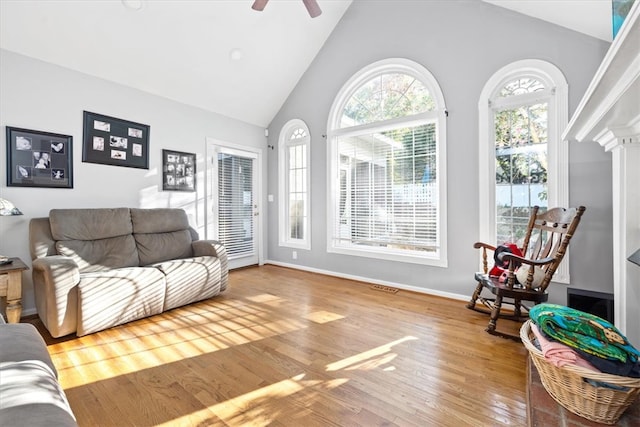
[53,308,313,388]
[245,293,286,304]
[325,336,418,372]
[305,310,345,324]
[154,337,419,426]
[157,374,350,426]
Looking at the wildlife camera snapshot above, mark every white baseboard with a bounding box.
[22,308,38,317]
[263,260,469,302]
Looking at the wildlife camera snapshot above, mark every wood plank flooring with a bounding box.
[30,265,529,426]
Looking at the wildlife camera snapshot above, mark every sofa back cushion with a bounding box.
[50,208,139,272]
[29,217,58,260]
[130,208,194,266]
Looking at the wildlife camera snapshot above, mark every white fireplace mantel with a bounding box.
[563,1,640,346]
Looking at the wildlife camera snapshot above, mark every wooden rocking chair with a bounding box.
[467,205,586,339]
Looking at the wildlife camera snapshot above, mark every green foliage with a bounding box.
[342,73,434,127]
[494,102,548,185]
[494,98,549,242]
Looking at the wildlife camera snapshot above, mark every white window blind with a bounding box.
[334,123,438,253]
[288,142,307,240]
[218,153,254,258]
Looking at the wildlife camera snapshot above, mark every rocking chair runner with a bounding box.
[467,205,586,338]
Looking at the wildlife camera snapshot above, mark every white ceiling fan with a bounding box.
[251,0,322,18]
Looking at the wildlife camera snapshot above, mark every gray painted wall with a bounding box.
[0,49,266,316]
[0,0,616,320]
[266,0,613,304]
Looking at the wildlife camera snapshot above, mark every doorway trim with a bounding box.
[205,137,265,267]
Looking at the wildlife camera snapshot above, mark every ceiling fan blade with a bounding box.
[252,0,269,12]
[302,0,322,18]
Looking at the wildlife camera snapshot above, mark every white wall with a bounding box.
[0,49,266,316]
[266,0,613,304]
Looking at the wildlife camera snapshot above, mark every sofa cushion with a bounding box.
[135,230,194,266]
[131,208,194,265]
[130,208,190,234]
[76,267,166,336]
[154,256,222,311]
[50,208,139,272]
[56,235,139,272]
[50,208,133,241]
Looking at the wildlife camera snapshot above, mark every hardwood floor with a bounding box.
[30,265,529,426]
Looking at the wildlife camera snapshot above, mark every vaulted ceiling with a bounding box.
[0,1,612,128]
[483,0,613,42]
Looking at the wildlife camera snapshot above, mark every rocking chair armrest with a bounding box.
[473,242,496,251]
[497,252,555,267]
[474,242,497,275]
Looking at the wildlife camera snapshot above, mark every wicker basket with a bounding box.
[521,320,640,425]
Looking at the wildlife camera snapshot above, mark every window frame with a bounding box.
[478,59,569,282]
[326,58,448,267]
[278,119,311,250]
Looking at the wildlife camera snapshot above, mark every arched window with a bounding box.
[478,59,569,281]
[327,58,448,266]
[279,119,311,249]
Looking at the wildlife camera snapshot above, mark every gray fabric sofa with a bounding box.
[0,319,77,426]
[29,208,228,338]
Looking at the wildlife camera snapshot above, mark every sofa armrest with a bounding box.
[32,256,81,338]
[192,239,226,258]
[0,324,57,377]
[192,240,228,291]
[0,324,77,426]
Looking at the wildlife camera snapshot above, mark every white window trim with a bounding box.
[278,119,311,250]
[478,59,570,282]
[326,58,448,267]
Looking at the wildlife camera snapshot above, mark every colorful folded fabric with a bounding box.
[530,323,599,371]
[529,303,640,364]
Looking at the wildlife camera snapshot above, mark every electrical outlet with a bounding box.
[292,251,297,260]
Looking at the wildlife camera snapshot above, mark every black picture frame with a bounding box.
[6,126,73,189]
[162,149,196,192]
[82,111,149,169]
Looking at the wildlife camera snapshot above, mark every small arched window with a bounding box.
[327,58,447,266]
[278,119,311,249]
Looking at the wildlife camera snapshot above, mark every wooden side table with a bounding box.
[0,257,29,323]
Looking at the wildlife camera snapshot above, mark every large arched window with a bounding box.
[279,119,311,249]
[327,58,448,266]
[478,59,569,281]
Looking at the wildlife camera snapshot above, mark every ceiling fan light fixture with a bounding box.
[251,0,269,12]
[121,0,145,11]
[229,48,244,61]
[302,0,322,18]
